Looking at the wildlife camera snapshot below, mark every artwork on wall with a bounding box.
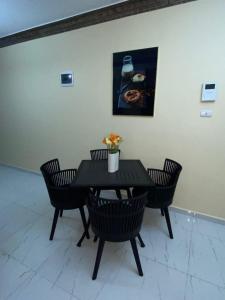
[113,47,158,116]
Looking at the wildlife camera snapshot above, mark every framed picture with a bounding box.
[113,47,158,116]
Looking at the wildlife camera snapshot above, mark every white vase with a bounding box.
[108,152,119,173]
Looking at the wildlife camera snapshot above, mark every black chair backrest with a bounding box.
[163,159,182,184]
[41,168,85,209]
[87,192,147,242]
[90,149,121,160]
[51,169,77,187]
[147,160,182,208]
[40,159,60,185]
[147,169,172,186]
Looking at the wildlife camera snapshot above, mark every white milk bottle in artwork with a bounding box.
[121,55,134,79]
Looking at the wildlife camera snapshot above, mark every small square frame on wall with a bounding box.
[113,47,158,116]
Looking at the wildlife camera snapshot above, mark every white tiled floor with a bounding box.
[0,165,225,300]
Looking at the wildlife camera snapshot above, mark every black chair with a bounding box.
[87,192,147,280]
[40,159,90,246]
[39,158,64,217]
[90,149,132,199]
[133,159,182,239]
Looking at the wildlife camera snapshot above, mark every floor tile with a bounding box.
[38,239,126,300]
[193,216,225,242]
[1,165,225,300]
[6,273,78,300]
[0,251,34,300]
[139,209,192,273]
[0,202,40,245]
[97,257,187,300]
[185,275,225,300]
[0,215,81,271]
[188,232,225,287]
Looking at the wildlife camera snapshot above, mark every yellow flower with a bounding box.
[105,137,112,145]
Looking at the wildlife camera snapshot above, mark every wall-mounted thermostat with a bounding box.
[60,71,74,86]
[201,82,216,101]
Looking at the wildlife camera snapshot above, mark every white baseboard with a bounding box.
[171,205,225,225]
[0,161,41,176]
[121,190,225,225]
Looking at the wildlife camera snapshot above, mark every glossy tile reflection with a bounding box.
[0,165,225,300]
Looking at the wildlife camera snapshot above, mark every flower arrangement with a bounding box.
[102,133,123,154]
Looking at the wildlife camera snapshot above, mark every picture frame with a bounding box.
[113,47,158,116]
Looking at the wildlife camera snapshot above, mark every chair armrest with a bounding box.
[51,169,77,186]
[147,169,172,186]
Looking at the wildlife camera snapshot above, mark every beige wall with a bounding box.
[0,0,225,218]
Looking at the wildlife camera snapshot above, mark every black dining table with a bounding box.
[71,159,153,247]
[71,159,154,189]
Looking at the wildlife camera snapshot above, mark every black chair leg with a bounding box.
[50,209,60,240]
[126,188,132,198]
[160,209,164,216]
[77,218,90,247]
[93,236,98,242]
[130,238,143,276]
[92,239,105,280]
[79,207,90,239]
[164,207,173,239]
[137,233,145,247]
[115,189,122,199]
[60,209,63,217]
[96,189,101,197]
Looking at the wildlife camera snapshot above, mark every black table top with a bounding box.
[72,159,154,188]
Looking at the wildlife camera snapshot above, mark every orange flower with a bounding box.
[109,133,122,144]
[102,133,123,147]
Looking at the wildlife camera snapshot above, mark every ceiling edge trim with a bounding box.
[0,0,196,48]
